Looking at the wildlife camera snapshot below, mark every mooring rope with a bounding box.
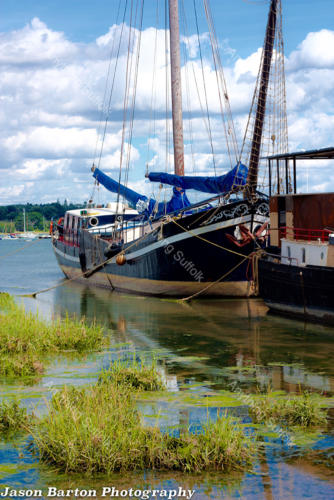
[21,227,155,298]
[169,217,256,259]
[0,238,40,260]
[168,217,266,301]
[21,214,267,300]
[250,250,266,296]
[178,254,250,302]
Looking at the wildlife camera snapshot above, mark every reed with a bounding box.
[99,358,165,391]
[0,293,107,376]
[31,383,255,475]
[0,399,32,432]
[248,391,327,427]
[0,353,44,377]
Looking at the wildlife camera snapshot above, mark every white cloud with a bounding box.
[0,18,333,204]
[181,33,209,59]
[0,18,77,67]
[287,29,334,71]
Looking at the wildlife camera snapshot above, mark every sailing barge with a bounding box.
[52,0,283,297]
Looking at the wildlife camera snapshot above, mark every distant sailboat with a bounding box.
[52,0,287,297]
[19,208,37,240]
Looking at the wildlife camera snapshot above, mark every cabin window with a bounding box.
[287,246,291,259]
[321,252,324,260]
[63,214,68,229]
[302,248,306,264]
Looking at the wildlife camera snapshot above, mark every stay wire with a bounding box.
[92,0,123,165]
[193,0,217,175]
[97,0,129,170]
[145,0,160,175]
[116,0,135,215]
[124,0,145,192]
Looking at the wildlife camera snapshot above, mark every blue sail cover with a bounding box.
[92,167,191,218]
[148,163,248,194]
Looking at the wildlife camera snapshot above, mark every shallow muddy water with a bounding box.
[0,239,334,499]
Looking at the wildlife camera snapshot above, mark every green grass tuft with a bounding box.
[0,353,44,377]
[31,382,255,475]
[0,293,107,376]
[99,359,165,391]
[0,399,32,433]
[248,391,327,427]
[0,292,15,310]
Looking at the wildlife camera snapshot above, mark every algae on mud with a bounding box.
[0,291,331,478]
[1,358,332,477]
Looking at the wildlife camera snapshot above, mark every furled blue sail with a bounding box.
[148,163,248,194]
[92,167,191,218]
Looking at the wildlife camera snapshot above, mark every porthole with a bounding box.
[89,216,99,227]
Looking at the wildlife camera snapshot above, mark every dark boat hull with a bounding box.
[53,200,268,297]
[259,258,334,324]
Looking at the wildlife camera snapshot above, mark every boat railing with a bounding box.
[54,223,80,247]
[263,250,299,266]
[66,228,79,247]
[279,226,332,242]
[87,224,115,236]
[87,219,148,245]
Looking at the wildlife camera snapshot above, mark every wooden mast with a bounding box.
[247,0,277,198]
[169,0,184,176]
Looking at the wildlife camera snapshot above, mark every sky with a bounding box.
[0,0,334,205]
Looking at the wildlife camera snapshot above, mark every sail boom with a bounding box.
[92,167,191,218]
[148,164,248,195]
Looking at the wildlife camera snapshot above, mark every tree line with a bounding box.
[0,201,84,232]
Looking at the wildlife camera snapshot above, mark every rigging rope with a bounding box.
[124,0,145,192]
[180,0,216,178]
[97,0,129,171]
[145,0,160,176]
[179,0,197,176]
[164,0,172,202]
[169,216,259,259]
[239,0,289,195]
[203,0,240,165]
[92,0,123,166]
[193,0,217,175]
[116,0,136,215]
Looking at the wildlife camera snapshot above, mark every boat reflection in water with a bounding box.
[46,283,334,498]
[51,282,334,396]
[12,282,334,499]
